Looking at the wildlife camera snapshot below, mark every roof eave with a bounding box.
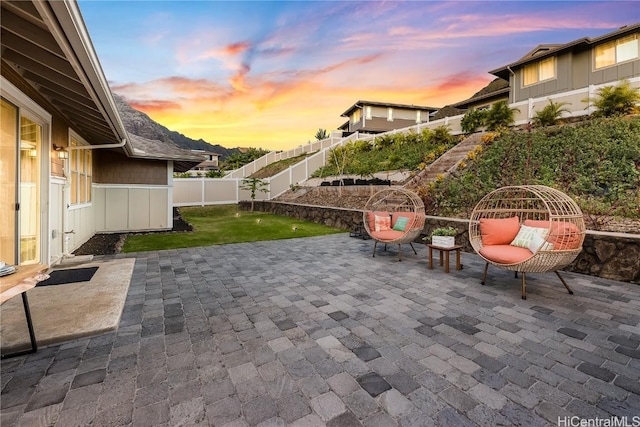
[35,0,132,154]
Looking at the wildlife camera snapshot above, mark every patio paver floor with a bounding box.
[1,234,639,426]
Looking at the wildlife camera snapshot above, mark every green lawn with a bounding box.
[122,205,345,253]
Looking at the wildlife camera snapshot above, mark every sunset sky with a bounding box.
[78,1,640,151]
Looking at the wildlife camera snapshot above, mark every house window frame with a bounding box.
[365,106,372,120]
[351,109,361,124]
[594,33,639,70]
[387,107,393,121]
[416,110,422,123]
[68,130,92,208]
[522,56,556,87]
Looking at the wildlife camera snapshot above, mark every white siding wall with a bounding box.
[49,178,64,264]
[93,184,171,232]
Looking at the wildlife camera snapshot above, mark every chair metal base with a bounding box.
[481,262,574,300]
[372,241,417,261]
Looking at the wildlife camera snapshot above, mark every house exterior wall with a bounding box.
[93,150,168,185]
[511,30,640,103]
[347,104,429,133]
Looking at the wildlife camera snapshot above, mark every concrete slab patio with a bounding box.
[1,233,639,426]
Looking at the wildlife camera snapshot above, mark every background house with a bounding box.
[339,100,438,136]
[490,24,640,105]
[1,0,202,267]
[186,150,221,176]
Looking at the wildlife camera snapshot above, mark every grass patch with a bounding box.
[122,205,345,253]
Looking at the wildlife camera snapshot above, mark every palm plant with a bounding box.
[532,99,571,127]
[587,79,640,117]
[485,101,520,131]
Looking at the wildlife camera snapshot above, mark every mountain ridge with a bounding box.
[113,93,239,160]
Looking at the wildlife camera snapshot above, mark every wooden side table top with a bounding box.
[0,264,49,304]
[426,244,463,251]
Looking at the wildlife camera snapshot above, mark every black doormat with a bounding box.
[37,267,99,286]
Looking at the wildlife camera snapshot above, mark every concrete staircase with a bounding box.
[404,132,485,189]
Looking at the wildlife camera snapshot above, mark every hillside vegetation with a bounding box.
[419,116,640,222]
[311,126,459,178]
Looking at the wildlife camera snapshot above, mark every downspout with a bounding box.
[506,66,516,104]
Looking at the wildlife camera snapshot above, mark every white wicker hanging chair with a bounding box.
[363,188,425,261]
[469,185,585,299]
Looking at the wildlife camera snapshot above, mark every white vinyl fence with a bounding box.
[173,77,640,207]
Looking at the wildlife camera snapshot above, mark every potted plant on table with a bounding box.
[428,226,457,248]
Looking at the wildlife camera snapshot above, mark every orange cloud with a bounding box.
[222,41,251,56]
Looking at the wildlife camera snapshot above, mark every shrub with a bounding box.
[461,109,488,133]
[588,79,640,117]
[485,101,519,131]
[532,99,571,127]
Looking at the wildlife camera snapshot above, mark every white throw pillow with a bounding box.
[527,231,554,253]
[511,225,549,250]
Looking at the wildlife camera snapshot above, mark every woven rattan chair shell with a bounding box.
[469,185,585,298]
[363,187,426,260]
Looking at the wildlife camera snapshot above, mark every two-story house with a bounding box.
[489,24,640,104]
[339,100,438,136]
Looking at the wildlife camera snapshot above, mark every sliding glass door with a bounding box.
[0,97,42,266]
[0,98,18,265]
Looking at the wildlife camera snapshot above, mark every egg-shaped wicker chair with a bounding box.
[363,188,425,261]
[469,185,585,299]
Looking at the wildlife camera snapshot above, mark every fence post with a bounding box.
[200,176,205,207]
[528,98,534,121]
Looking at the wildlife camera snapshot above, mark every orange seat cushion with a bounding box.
[370,230,405,241]
[479,216,520,246]
[479,245,533,264]
[523,220,581,250]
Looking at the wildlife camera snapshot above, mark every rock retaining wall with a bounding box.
[242,200,640,284]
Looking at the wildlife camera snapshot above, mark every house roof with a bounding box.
[1,1,130,149]
[1,0,200,168]
[128,134,205,173]
[490,23,640,79]
[451,78,510,109]
[340,100,439,117]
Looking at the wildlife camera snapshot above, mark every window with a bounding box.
[595,34,639,69]
[416,110,422,123]
[365,106,372,120]
[387,107,393,121]
[69,135,92,205]
[523,57,556,86]
[351,109,361,124]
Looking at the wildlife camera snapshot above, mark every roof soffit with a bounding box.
[1,0,130,151]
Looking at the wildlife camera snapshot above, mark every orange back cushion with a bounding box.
[391,212,415,230]
[479,216,520,246]
[367,211,389,230]
[523,220,581,250]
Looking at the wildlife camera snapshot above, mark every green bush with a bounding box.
[461,109,488,133]
[532,99,571,127]
[312,127,458,178]
[588,79,640,117]
[485,101,519,131]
